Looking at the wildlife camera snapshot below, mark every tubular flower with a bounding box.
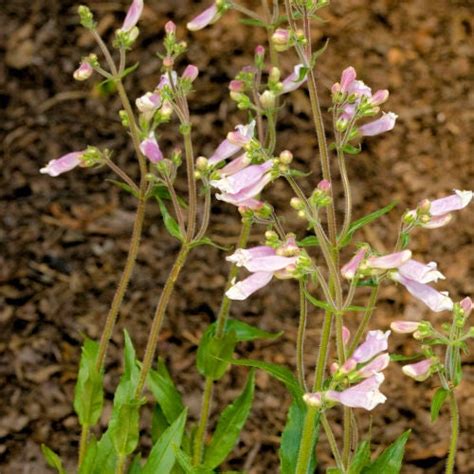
[460,296,473,317]
[139,133,163,163]
[219,153,250,176]
[182,64,199,82]
[208,121,256,165]
[73,61,93,81]
[390,321,421,334]
[40,151,84,177]
[136,92,161,118]
[402,358,435,382]
[280,64,308,94]
[351,330,390,364]
[359,112,398,136]
[120,0,144,32]
[341,247,367,279]
[225,241,300,300]
[187,2,223,31]
[366,250,412,270]
[210,162,272,195]
[397,259,445,283]
[357,353,390,378]
[326,373,387,411]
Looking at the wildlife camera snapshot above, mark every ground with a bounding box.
[1,0,473,472]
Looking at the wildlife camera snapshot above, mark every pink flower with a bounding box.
[210,162,272,195]
[398,259,445,283]
[182,64,199,82]
[165,21,176,35]
[219,153,250,176]
[208,121,256,165]
[40,151,84,177]
[367,250,412,270]
[460,296,473,317]
[280,64,308,94]
[357,353,390,378]
[402,358,434,381]
[340,66,357,92]
[317,179,331,192]
[73,62,93,81]
[187,3,220,31]
[139,133,163,163]
[370,89,389,106]
[341,247,367,279]
[136,92,161,116]
[342,326,351,346]
[225,272,273,300]
[392,273,453,312]
[120,0,144,32]
[390,321,421,334]
[216,173,271,208]
[326,373,387,411]
[351,330,390,364]
[359,112,398,136]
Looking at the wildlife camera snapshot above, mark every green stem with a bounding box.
[78,423,89,467]
[193,377,214,465]
[182,128,197,241]
[297,280,308,390]
[134,245,190,397]
[313,310,333,391]
[116,455,126,474]
[321,413,345,471]
[342,406,351,467]
[337,148,352,240]
[295,405,318,474]
[445,392,459,474]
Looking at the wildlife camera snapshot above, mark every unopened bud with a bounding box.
[297,210,306,219]
[336,118,348,132]
[259,90,276,109]
[165,20,176,35]
[265,230,278,241]
[269,66,281,83]
[196,156,208,171]
[317,179,331,193]
[163,56,174,69]
[303,392,322,408]
[271,28,290,51]
[279,150,293,164]
[290,197,303,209]
[119,110,129,127]
[194,170,202,179]
[78,5,96,29]
[73,61,93,81]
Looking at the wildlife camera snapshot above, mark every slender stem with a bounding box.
[445,392,459,474]
[348,285,379,357]
[295,405,318,474]
[193,377,214,465]
[104,157,139,194]
[163,174,186,234]
[216,219,253,337]
[337,148,352,239]
[313,310,332,391]
[195,184,212,242]
[78,423,89,467]
[342,406,351,467]
[116,455,126,474]
[230,1,263,22]
[134,245,190,397]
[183,129,198,241]
[321,413,345,471]
[297,280,308,390]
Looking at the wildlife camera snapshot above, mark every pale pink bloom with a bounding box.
[421,214,453,229]
[187,3,219,31]
[359,112,398,136]
[139,133,163,163]
[357,353,390,378]
[393,274,453,312]
[430,190,473,216]
[390,321,421,334]
[237,198,264,211]
[342,326,351,345]
[40,151,83,177]
[220,153,250,176]
[216,173,271,207]
[73,62,93,81]
[460,296,473,317]
[182,64,199,82]
[255,45,265,57]
[302,392,322,407]
[229,80,245,93]
[272,28,290,45]
[327,373,387,411]
[136,92,161,116]
[210,162,272,194]
[367,250,412,270]
[280,64,308,94]
[209,121,256,165]
[351,330,390,363]
[398,260,445,283]
[347,79,372,97]
[402,359,434,381]
[317,179,331,192]
[340,66,357,92]
[226,246,276,267]
[157,71,178,90]
[165,21,176,34]
[341,247,367,279]
[120,0,144,32]
[225,271,273,300]
[371,89,389,105]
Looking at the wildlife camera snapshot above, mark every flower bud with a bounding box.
[271,28,290,52]
[317,179,331,193]
[279,150,293,164]
[182,64,199,82]
[73,61,93,81]
[460,296,473,318]
[165,20,176,35]
[269,66,281,83]
[402,358,435,382]
[259,90,276,109]
[163,56,174,69]
[390,321,420,334]
[196,156,208,171]
[78,5,96,29]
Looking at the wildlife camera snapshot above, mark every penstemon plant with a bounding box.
[38,0,473,473]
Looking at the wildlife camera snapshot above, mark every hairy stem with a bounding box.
[295,405,318,474]
[183,128,198,241]
[297,280,308,390]
[193,377,214,465]
[321,413,345,471]
[337,148,352,240]
[445,392,459,474]
[78,423,89,467]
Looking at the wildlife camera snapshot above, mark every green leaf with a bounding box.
[204,371,256,469]
[119,62,140,80]
[239,18,268,27]
[279,401,318,474]
[147,358,186,425]
[87,431,117,474]
[348,441,371,474]
[342,144,362,155]
[390,353,422,362]
[362,430,410,474]
[41,445,65,474]
[311,38,329,65]
[151,404,170,443]
[220,319,282,342]
[107,179,140,198]
[327,469,343,474]
[74,338,104,427]
[197,326,237,380]
[156,198,184,241]
[400,232,410,249]
[150,184,188,209]
[109,331,143,457]
[174,449,213,474]
[338,201,398,247]
[431,388,449,422]
[78,437,98,474]
[128,454,143,474]
[297,236,320,247]
[189,237,231,251]
[143,409,188,474]
[229,359,303,402]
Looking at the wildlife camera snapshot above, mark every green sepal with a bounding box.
[41,445,66,474]
[204,371,255,469]
[73,338,104,428]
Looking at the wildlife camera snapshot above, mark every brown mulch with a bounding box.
[1,0,473,472]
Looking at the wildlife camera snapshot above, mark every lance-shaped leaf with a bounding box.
[175,448,214,474]
[204,371,255,469]
[338,201,398,247]
[213,318,282,342]
[108,331,144,458]
[41,445,65,474]
[156,198,184,241]
[142,409,187,474]
[73,338,104,427]
[361,430,410,474]
[348,441,371,474]
[279,400,318,474]
[147,358,185,425]
[430,388,449,422]
[82,431,116,474]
